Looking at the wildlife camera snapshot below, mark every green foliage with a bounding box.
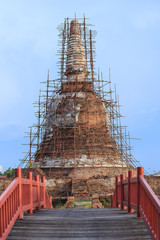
[106,197,111,203]
[85,204,92,208]
[3,168,15,178]
[74,200,92,208]
[99,197,111,208]
[52,198,67,208]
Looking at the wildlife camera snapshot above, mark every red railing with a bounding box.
[111,167,160,240]
[0,168,52,240]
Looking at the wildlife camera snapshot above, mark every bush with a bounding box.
[99,197,111,208]
[106,197,111,203]
[85,204,92,208]
[3,168,15,178]
[52,198,67,208]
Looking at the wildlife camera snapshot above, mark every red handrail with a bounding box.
[0,168,52,240]
[111,167,160,240]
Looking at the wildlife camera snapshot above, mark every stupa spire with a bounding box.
[65,20,88,81]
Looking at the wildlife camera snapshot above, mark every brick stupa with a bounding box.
[34,19,132,199]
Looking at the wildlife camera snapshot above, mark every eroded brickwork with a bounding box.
[92,195,104,208]
[145,176,160,199]
[0,178,12,196]
[64,197,75,208]
[43,167,133,200]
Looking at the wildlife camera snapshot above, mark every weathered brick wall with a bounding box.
[43,166,134,200]
[92,195,104,208]
[64,196,74,208]
[145,176,160,199]
[0,178,12,196]
[35,92,124,165]
[46,178,72,197]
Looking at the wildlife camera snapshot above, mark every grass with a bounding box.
[74,200,92,208]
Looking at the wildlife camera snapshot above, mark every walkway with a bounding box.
[7,208,151,240]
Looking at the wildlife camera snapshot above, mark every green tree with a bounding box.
[3,168,15,178]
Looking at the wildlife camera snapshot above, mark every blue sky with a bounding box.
[0,0,160,173]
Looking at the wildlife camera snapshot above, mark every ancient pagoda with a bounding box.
[20,17,142,199]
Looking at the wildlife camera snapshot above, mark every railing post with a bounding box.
[42,176,46,209]
[15,168,23,219]
[110,195,113,208]
[27,172,33,214]
[49,196,52,208]
[35,175,40,211]
[0,206,2,237]
[116,176,120,208]
[159,213,160,240]
[120,174,126,210]
[137,167,144,218]
[128,170,133,214]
